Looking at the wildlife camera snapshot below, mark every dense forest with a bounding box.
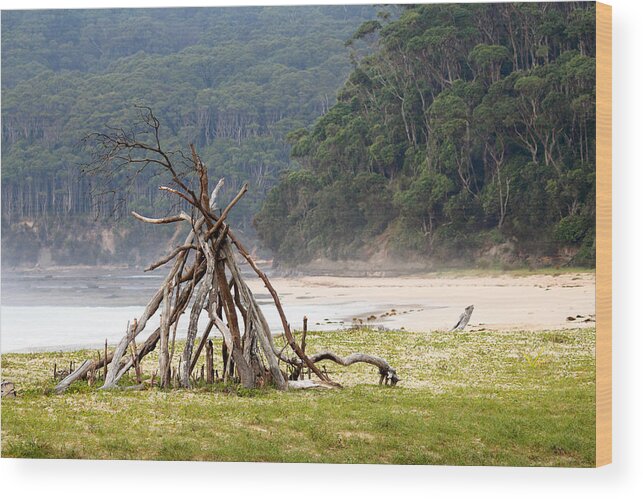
[2,3,597,270]
[255,2,597,268]
[0,6,377,266]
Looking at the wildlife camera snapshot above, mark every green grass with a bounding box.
[1,327,596,466]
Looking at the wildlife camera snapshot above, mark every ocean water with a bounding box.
[0,302,375,353]
[1,305,162,352]
[0,269,373,352]
[0,267,597,353]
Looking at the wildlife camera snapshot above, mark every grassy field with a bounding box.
[1,327,596,466]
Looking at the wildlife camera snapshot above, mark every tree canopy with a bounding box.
[255,2,597,267]
[1,5,377,265]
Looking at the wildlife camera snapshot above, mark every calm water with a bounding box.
[0,269,369,352]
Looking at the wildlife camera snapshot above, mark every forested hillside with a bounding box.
[255,3,597,268]
[1,6,376,266]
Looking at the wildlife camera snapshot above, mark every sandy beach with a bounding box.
[250,272,596,332]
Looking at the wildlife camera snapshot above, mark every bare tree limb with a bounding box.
[203,182,249,241]
[306,351,399,386]
[145,244,197,272]
[131,211,186,225]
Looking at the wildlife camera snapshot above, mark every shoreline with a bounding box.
[1,269,595,353]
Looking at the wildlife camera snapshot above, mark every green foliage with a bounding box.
[255,170,397,264]
[1,4,598,269]
[469,44,510,67]
[1,6,378,265]
[554,215,591,244]
[256,3,597,267]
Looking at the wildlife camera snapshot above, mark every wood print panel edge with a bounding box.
[595,1,612,468]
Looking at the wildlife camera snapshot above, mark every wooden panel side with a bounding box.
[595,1,612,468]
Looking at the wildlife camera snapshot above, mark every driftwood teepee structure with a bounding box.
[55,108,398,393]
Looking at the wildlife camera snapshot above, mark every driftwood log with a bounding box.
[54,360,93,394]
[288,379,336,390]
[302,352,399,386]
[57,108,398,394]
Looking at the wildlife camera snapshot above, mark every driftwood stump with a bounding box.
[451,305,474,331]
[1,381,17,398]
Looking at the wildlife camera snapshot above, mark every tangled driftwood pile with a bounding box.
[55,108,398,394]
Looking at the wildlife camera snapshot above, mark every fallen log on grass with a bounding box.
[291,351,399,386]
[54,360,94,394]
[287,379,335,390]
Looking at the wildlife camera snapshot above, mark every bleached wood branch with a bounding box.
[54,360,94,394]
[131,211,186,224]
[101,216,207,389]
[306,351,400,386]
[203,182,249,240]
[145,244,197,272]
[451,305,474,331]
[210,178,225,211]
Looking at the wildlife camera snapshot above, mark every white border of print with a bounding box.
[0,1,641,498]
